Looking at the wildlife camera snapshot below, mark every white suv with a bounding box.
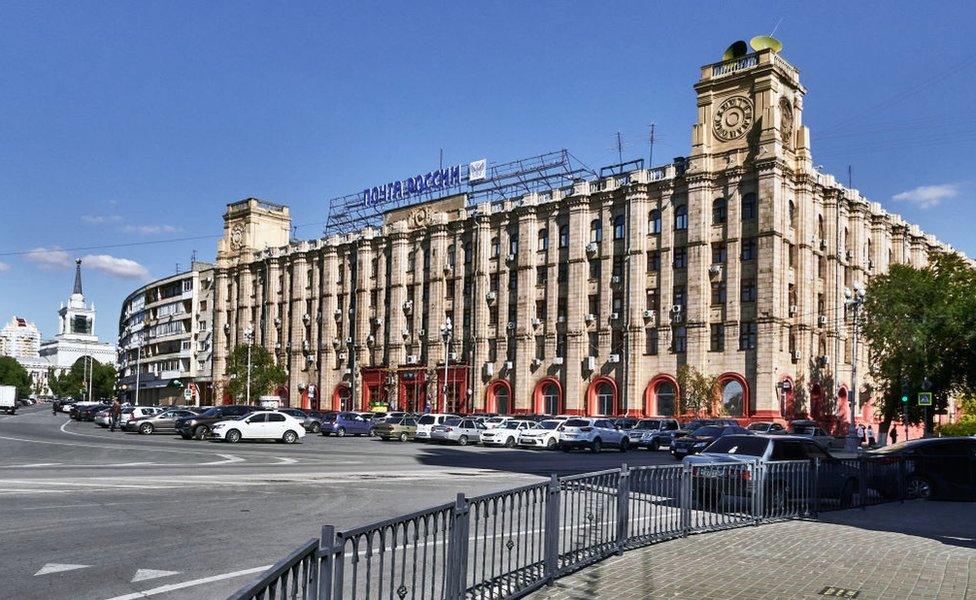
[414,413,456,441]
[481,419,535,447]
[517,419,567,450]
[558,418,628,452]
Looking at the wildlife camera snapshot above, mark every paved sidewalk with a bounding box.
[528,501,976,600]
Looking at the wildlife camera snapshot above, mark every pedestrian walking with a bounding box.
[109,399,122,432]
[52,399,59,415]
[423,401,431,414]
[889,426,898,445]
[866,425,876,447]
[856,423,866,445]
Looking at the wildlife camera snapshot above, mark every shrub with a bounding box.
[936,420,976,437]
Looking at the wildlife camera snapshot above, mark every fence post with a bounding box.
[811,458,821,517]
[316,525,334,600]
[857,456,867,510]
[679,463,692,536]
[445,493,470,599]
[331,530,344,600]
[752,461,764,525]
[544,473,560,585]
[615,464,630,554]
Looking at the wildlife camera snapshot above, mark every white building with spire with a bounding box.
[39,258,117,372]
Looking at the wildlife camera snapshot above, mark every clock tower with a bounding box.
[217,198,292,264]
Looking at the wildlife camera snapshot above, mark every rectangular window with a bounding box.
[535,335,545,359]
[557,297,567,322]
[490,274,499,292]
[739,322,757,350]
[536,266,548,285]
[446,284,454,300]
[647,251,660,273]
[741,279,757,302]
[489,308,498,327]
[536,299,546,321]
[673,286,686,308]
[710,324,725,352]
[646,289,659,311]
[672,326,687,353]
[557,263,568,283]
[588,295,599,317]
[588,332,598,354]
[507,336,516,361]
[612,257,623,278]
[645,328,659,355]
[741,238,757,261]
[711,281,726,305]
[673,247,686,269]
[712,242,727,264]
[589,260,601,280]
[556,335,567,357]
[488,339,497,362]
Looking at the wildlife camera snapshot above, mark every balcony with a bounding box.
[709,53,758,78]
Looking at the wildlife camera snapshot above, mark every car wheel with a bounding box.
[282,430,298,444]
[226,429,241,443]
[180,433,192,440]
[458,435,468,446]
[907,475,934,500]
[619,437,628,453]
[367,429,374,437]
[193,425,209,440]
[650,439,660,452]
[310,422,321,434]
[839,479,856,509]
[139,422,154,435]
[546,437,557,450]
[336,427,346,437]
[591,438,602,453]
[399,432,408,442]
[505,437,516,449]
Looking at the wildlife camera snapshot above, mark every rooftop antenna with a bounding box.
[439,148,443,170]
[848,165,853,189]
[648,123,656,168]
[175,263,181,274]
[770,17,784,37]
[190,249,197,265]
[615,132,624,166]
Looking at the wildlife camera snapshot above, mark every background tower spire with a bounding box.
[73,258,83,295]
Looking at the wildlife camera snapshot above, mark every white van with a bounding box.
[414,413,456,441]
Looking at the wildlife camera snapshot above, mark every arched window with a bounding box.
[612,215,625,240]
[741,193,757,220]
[509,233,519,255]
[674,205,688,230]
[538,228,549,251]
[722,379,744,416]
[464,241,472,264]
[558,225,569,248]
[490,237,500,258]
[712,198,727,224]
[447,244,455,267]
[649,210,662,234]
[788,200,796,228]
[491,383,510,414]
[542,383,560,415]
[843,227,850,254]
[596,382,615,415]
[590,219,603,243]
[818,215,825,241]
[655,381,676,416]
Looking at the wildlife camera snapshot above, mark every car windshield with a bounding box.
[635,420,660,429]
[792,426,816,435]
[747,423,769,431]
[418,415,436,425]
[536,420,562,430]
[486,417,506,424]
[684,421,707,431]
[705,437,769,456]
[694,426,725,437]
[200,407,220,417]
[564,419,591,427]
[501,421,522,429]
[443,418,461,426]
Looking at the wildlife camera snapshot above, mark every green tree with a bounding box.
[676,365,719,416]
[0,356,32,398]
[46,358,117,400]
[862,252,976,435]
[224,344,287,402]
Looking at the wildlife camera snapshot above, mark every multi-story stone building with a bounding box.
[211,47,962,422]
[117,262,215,405]
[0,315,51,394]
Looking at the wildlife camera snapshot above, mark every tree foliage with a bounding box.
[47,358,117,400]
[0,356,32,398]
[224,344,287,402]
[677,365,719,416]
[862,252,976,430]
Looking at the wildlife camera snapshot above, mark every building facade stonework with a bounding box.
[211,49,961,421]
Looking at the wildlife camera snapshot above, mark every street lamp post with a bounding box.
[440,318,453,413]
[243,325,254,405]
[134,331,143,406]
[844,283,866,452]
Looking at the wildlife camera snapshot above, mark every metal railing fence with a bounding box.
[230,455,917,600]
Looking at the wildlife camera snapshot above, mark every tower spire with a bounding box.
[73,258,83,295]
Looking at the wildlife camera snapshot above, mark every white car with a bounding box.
[480,419,535,447]
[517,419,567,450]
[119,406,162,429]
[414,413,456,441]
[209,411,306,444]
[482,416,511,430]
[558,417,628,452]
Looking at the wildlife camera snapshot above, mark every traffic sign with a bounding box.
[918,392,932,406]
[183,387,192,401]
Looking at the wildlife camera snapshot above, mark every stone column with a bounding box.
[212,267,230,402]
[288,250,308,407]
[514,205,537,411]
[471,212,491,410]
[564,187,591,414]
[623,180,649,415]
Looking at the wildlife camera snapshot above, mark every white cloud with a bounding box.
[892,183,960,209]
[123,224,180,235]
[81,214,123,225]
[81,254,149,279]
[0,261,9,273]
[24,247,71,269]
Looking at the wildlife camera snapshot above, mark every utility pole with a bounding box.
[843,283,865,451]
[440,318,453,412]
[134,331,142,406]
[615,132,624,167]
[648,123,656,168]
[244,325,254,405]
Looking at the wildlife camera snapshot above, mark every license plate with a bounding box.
[697,468,724,478]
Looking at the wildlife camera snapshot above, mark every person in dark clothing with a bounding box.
[109,400,122,432]
[52,400,59,415]
[889,426,898,445]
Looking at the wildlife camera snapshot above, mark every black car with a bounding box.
[867,437,976,501]
[79,404,110,422]
[671,418,740,441]
[670,425,752,459]
[175,405,257,439]
[613,418,639,431]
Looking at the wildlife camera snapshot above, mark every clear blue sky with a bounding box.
[1,1,974,341]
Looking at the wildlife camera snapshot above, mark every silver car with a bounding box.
[429,417,486,446]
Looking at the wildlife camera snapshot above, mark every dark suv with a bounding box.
[176,405,256,440]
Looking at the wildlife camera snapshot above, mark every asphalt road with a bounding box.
[0,406,675,600]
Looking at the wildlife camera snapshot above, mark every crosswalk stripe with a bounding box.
[34,563,90,576]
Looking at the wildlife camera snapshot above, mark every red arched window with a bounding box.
[645,374,680,417]
[533,377,563,415]
[587,376,618,416]
[332,384,351,412]
[717,373,749,417]
[486,379,513,414]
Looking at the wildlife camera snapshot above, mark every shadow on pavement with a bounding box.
[817,499,976,550]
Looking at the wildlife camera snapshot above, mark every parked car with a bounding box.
[176,405,257,440]
[373,416,418,442]
[684,435,860,509]
[747,421,787,435]
[94,409,111,427]
[414,413,457,441]
[626,418,681,451]
[209,411,306,444]
[79,403,110,422]
[517,419,567,450]
[276,408,325,434]
[128,409,201,435]
[867,438,976,501]
[481,419,535,447]
[482,416,511,430]
[119,406,164,430]
[429,417,486,446]
[614,418,639,431]
[320,412,375,437]
[558,418,628,452]
[788,420,836,448]
[670,418,740,442]
[670,425,752,459]
[69,402,101,420]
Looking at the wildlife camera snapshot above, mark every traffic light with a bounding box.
[900,383,909,404]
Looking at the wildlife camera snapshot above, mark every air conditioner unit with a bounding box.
[552,356,564,365]
[302,313,311,323]
[345,337,353,345]
[443,264,453,273]
[585,356,596,371]
[403,300,413,314]
[302,340,310,351]
[406,354,419,365]
[507,253,516,263]
[306,354,315,363]
[818,315,827,326]
[419,329,426,338]
[608,354,621,363]
[401,328,410,338]
[819,239,828,250]
[585,313,596,323]
[372,317,382,326]
[531,357,543,367]
[868,259,875,271]
[484,362,494,376]
[506,321,515,330]
[337,352,347,361]
[449,352,459,361]
[275,317,283,327]
[585,242,598,254]
[818,355,830,367]
[610,312,619,321]
[791,351,801,362]
[274,341,282,349]
[845,249,853,261]
[531,318,542,327]
[504,361,513,370]
[789,305,798,316]
[643,309,656,321]
[557,315,566,323]
[366,335,375,346]
[486,291,497,302]
[708,264,722,277]
[611,275,621,284]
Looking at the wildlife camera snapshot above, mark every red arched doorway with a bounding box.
[486,379,513,414]
[778,376,796,420]
[586,376,618,416]
[533,377,563,415]
[274,385,289,408]
[716,372,748,418]
[644,374,680,417]
[332,384,351,412]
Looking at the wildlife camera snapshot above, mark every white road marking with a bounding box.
[131,569,180,583]
[100,565,270,600]
[35,562,90,576]
[273,456,298,464]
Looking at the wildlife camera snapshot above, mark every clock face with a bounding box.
[230,223,246,250]
[780,98,795,149]
[713,96,755,142]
